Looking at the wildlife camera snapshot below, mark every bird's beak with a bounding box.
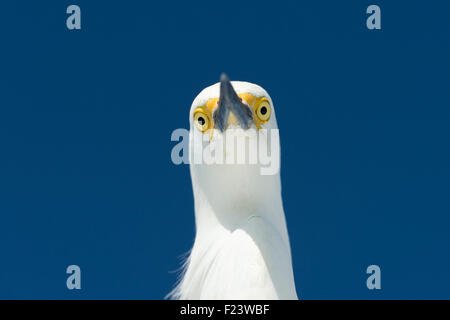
[213,73,253,132]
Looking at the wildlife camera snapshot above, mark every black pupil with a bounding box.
[198,117,205,126]
[260,106,267,115]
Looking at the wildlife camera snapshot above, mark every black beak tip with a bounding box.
[220,73,229,83]
[216,73,253,131]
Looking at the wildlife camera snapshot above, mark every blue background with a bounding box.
[0,0,449,299]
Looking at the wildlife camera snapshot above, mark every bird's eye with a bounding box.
[255,99,271,123]
[193,108,212,133]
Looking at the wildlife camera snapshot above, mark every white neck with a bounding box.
[169,164,298,299]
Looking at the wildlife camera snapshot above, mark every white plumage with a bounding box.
[170,77,298,300]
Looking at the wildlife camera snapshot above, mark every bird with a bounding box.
[169,74,298,300]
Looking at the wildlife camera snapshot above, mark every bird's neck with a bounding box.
[190,171,289,247]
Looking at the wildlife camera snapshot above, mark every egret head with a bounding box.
[189,73,278,134]
[188,74,281,225]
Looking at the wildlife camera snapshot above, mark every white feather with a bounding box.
[169,81,298,300]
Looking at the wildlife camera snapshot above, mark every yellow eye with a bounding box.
[193,108,212,133]
[255,99,271,123]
